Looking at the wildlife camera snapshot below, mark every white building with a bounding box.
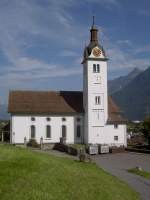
[8,22,127,147]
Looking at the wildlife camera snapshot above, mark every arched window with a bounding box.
[62,125,66,138]
[31,125,35,139]
[46,125,51,138]
[77,125,81,138]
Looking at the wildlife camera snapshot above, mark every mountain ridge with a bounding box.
[112,67,150,120]
[108,67,142,94]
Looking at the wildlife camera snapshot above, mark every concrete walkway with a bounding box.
[93,152,150,200]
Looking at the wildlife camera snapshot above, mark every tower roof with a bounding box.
[90,16,99,44]
[82,17,107,63]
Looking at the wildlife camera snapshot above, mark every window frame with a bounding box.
[46,125,51,139]
[93,64,100,73]
[76,125,81,138]
[95,96,101,105]
[93,64,96,73]
[114,136,118,141]
[62,125,67,138]
[30,125,36,139]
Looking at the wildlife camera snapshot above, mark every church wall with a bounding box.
[88,124,127,147]
[11,114,83,144]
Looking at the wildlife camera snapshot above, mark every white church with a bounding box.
[8,21,127,147]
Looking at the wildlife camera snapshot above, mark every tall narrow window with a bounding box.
[46,125,51,138]
[93,64,96,73]
[31,125,35,139]
[62,125,66,138]
[95,96,101,104]
[93,64,100,73]
[77,125,81,138]
[97,64,100,73]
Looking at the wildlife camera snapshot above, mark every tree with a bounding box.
[142,118,150,145]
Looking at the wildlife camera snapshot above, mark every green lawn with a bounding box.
[128,168,150,179]
[0,145,140,200]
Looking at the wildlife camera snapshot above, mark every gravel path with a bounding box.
[93,152,150,200]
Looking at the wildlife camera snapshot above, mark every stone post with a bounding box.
[24,137,27,147]
[40,137,43,150]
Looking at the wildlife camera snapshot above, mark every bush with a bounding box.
[27,139,40,148]
[141,118,150,145]
[68,146,78,156]
[53,143,68,152]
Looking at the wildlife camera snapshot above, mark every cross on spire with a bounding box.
[92,15,95,26]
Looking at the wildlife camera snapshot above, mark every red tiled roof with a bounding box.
[8,91,125,123]
[8,91,83,114]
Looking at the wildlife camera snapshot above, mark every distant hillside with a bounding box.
[108,68,142,94]
[112,67,150,121]
[0,105,9,120]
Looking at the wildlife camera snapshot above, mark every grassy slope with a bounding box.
[128,168,150,179]
[0,145,140,200]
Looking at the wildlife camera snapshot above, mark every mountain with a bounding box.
[0,105,9,120]
[112,67,150,121]
[108,68,142,94]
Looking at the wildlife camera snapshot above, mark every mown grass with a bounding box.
[0,144,140,200]
[128,168,150,179]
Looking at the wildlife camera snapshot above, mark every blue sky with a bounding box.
[0,0,150,104]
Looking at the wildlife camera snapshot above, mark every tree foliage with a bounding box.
[142,118,150,145]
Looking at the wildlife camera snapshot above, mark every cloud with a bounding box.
[59,50,78,57]
[138,9,150,16]
[104,36,150,77]
[0,0,84,77]
[86,0,119,7]
[0,0,149,101]
[134,45,150,54]
[116,40,132,46]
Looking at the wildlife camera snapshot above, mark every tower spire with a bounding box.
[92,15,95,27]
[90,16,98,44]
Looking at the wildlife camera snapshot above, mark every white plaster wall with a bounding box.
[11,115,83,144]
[83,57,108,144]
[87,59,108,123]
[88,124,127,147]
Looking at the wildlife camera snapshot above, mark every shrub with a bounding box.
[53,143,68,152]
[27,139,39,148]
[68,146,78,156]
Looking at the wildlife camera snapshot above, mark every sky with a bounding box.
[0,0,150,104]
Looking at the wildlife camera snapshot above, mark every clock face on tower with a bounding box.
[93,47,102,57]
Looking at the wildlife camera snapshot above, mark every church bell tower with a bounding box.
[82,18,108,144]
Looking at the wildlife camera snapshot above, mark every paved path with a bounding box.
[93,152,150,200]
[32,148,78,160]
